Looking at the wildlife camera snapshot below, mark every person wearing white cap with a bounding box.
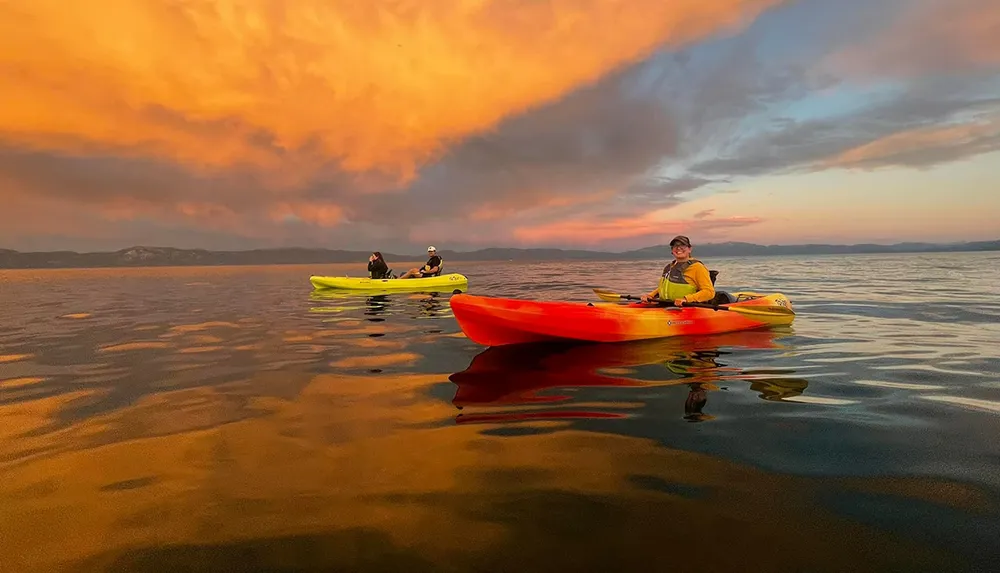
[399,246,443,279]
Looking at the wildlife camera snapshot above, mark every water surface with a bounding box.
[2,252,999,572]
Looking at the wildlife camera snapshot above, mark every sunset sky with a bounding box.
[1,0,998,253]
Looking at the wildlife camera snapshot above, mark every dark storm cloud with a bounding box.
[350,64,685,227]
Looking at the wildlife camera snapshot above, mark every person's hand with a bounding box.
[674,298,686,307]
[640,295,650,303]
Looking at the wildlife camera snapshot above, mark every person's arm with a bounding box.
[683,263,716,303]
[640,285,660,302]
[426,257,441,274]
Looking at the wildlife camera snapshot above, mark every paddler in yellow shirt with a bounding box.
[640,235,715,306]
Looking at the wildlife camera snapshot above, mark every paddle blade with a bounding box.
[722,305,795,317]
[592,288,625,302]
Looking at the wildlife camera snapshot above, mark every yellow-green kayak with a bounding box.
[309,272,469,292]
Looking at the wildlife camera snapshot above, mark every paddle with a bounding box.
[592,288,794,316]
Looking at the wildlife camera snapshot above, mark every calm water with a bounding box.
[2,252,999,572]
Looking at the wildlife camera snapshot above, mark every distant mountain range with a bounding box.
[1,240,997,269]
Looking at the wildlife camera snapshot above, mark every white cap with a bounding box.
[427,245,436,251]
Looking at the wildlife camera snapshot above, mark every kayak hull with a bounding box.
[310,273,468,292]
[449,293,794,347]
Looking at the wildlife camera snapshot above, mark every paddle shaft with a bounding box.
[617,292,730,311]
[592,287,793,316]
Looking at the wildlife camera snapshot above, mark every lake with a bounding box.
[2,251,999,572]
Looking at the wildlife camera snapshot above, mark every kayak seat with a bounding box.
[706,271,734,305]
[708,291,737,306]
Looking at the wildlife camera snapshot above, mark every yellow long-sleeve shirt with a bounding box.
[678,261,716,302]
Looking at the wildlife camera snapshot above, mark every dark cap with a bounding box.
[669,235,691,247]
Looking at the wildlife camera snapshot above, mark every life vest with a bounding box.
[423,257,443,276]
[657,259,704,301]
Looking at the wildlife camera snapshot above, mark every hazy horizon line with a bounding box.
[4,237,999,255]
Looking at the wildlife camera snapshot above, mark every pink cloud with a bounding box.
[513,212,763,246]
[821,115,1000,170]
[826,0,1000,78]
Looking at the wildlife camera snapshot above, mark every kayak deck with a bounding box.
[449,293,794,347]
[310,272,469,292]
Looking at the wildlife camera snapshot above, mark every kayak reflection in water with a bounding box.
[640,235,719,307]
[399,246,442,279]
[449,330,808,425]
[367,251,392,279]
[417,293,446,319]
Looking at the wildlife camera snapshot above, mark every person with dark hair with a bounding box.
[368,251,391,279]
[640,235,715,306]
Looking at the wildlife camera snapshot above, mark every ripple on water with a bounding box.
[1,255,999,572]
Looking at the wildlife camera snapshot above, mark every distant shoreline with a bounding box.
[1,241,997,270]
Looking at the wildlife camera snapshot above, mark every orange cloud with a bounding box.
[822,115,1000,170]
[268,201,345,226]
[0,194,115,240]
[175,201,240,221]
[0,0,786,186]
[826,0,1000,78]
[468,189,618,222]
[0,188,313,247]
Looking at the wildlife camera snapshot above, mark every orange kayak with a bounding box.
[449,292,795,347]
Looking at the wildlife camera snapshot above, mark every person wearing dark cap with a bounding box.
[640,235,715,306]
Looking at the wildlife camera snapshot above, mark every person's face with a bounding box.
[671,244,691,258]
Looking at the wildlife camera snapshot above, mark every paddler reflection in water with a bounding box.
[399,245,443,279]
[640,235,716,306]
[664,352,719,422]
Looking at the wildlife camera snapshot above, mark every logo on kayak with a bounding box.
[667,320,693,326]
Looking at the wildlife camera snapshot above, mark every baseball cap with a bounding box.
[669,235,691,247]
[427,245,437,252]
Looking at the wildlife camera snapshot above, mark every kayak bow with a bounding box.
[449,292,794,347]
